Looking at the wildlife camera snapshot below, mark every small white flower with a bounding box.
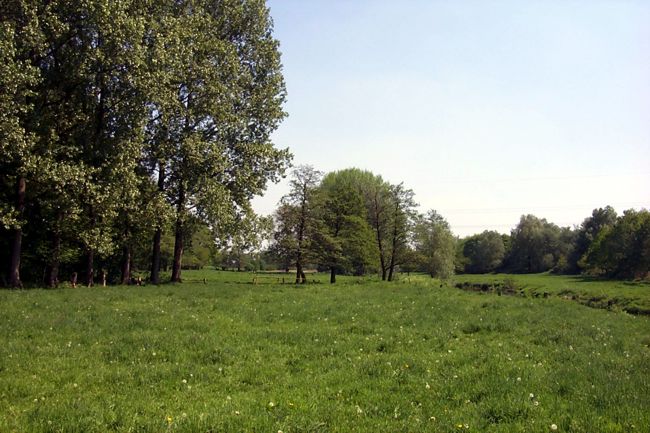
[529,393,534,399]
[516,377,522,382]
[425,382,430,389]
[551,423,558,431]
[182,379,187,384]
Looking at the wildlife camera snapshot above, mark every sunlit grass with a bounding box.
[1,271,649,432]
[453,272,650,315]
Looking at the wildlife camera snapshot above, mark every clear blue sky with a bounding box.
[253,0,650,237]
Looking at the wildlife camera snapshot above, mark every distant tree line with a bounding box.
[457,207,650,279]
[266,167,649,283]
[0,0,289,288]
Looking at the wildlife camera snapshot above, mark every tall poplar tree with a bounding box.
[0,8,40,287]
[146,0,289,283]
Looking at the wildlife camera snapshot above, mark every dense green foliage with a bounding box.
[457,208,649,279]
[412,210,456,279]
[269,166,648,283]
[583,209,650,279]
[461,230,506,274]
[0,0,289,287]
[270,167,437,283]
[1,270,649,432]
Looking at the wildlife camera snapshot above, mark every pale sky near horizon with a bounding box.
[252,0,650,237]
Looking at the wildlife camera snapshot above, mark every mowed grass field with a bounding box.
[1,271,649,433]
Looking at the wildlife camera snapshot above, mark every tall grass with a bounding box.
[1,271,648,432]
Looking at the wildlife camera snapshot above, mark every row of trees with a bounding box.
[269,166,456,283]
[0,0,289,288]
[458,207,650,279]
[268,167,649,282]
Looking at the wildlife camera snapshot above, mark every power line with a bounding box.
[439,202,649,215]
[431,172,650,184]
[451,223,576,229]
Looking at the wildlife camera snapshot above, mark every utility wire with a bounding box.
[431,172,650,184]
[439,202,648,214]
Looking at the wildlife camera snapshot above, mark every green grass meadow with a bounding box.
[1,271,649,432]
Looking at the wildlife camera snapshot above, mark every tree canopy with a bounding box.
[1,0,289,287]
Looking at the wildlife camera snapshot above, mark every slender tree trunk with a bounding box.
[120,244,131,285]
[387,224,399,282]
[372,196,387,281]
[171,183,185,283]
[150,161,165,284]
[8,176,26,288]
[171,218,183,282]
[84,203,96,287]
[151,229,162,283]
[46,230,61,288]
[86,249,94,287]
[388,255,396,281]
[330,266,336,284]
[295,261,303,284]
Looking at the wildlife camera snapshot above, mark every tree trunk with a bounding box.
[171,182,185,283]
[296,191,308,284]
[171,216,183,282]
[8,176,26,288]
[387,214,400,282]
[330,266,336,284]
[387,237,398,282]
[120,244,131,285]
[86,249,94,287]
[150,161,165,284]
[84,203,96,287]
[46,231,61,288]
[296,261,303,284]
[150,228,162,284]
[372,193,387,281]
